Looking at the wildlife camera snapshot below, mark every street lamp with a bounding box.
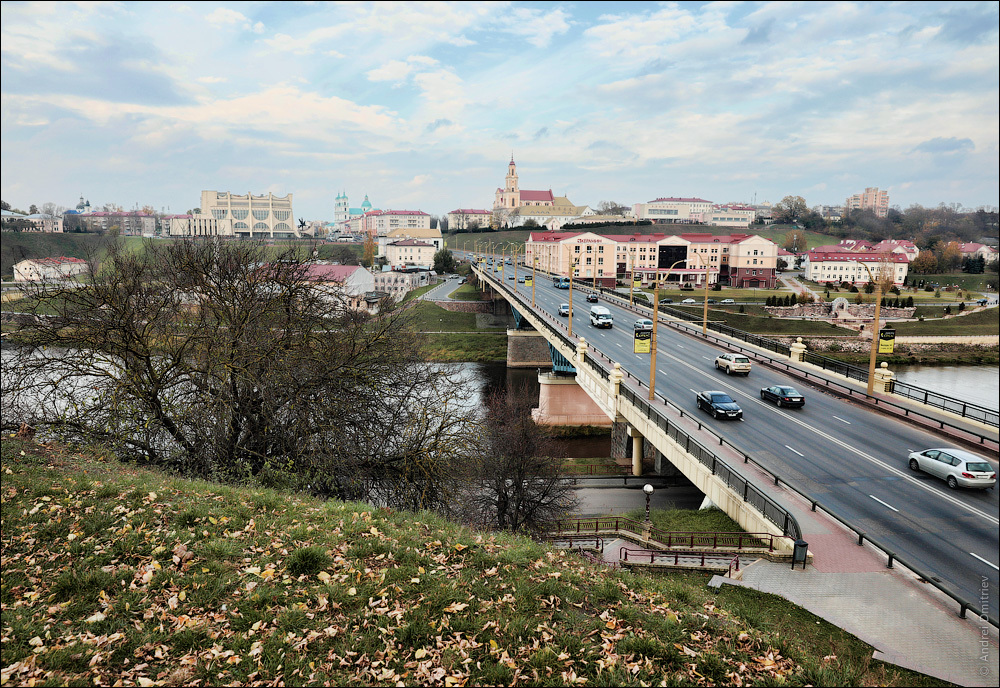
[643,484,654,522]
[857,260,886,396]
[531,257,538,308]
[568,258,579,337]
[649,259,688,400]
[688,251,712,336]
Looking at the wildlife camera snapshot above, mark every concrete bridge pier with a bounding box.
[531,372,614,430]
[506,329,551,369]
[628,425,643,476]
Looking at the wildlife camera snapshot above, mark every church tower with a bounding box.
[494,155,521,210]
[334,191,349,224]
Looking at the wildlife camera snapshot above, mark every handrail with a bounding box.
[619,546,741,575]
[552,517,786,551]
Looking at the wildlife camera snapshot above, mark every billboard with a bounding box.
[634,328,652,354]
[878,328,896,354]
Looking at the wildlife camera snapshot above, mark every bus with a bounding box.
[552,276,570,289]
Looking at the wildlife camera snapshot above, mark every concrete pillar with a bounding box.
[790,336,807,362]
[872,361,895,394]
[532,372,613,429]
[506,329,551,368]
[628,425,643,477]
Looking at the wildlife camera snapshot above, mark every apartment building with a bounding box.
[803,250,909,285]
[385,238,436,269]
[845,187,890,218]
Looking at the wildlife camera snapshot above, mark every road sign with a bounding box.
[634,328,651,354]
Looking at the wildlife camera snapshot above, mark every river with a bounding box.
[892,364,999,411]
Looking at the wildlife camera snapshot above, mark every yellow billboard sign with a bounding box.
[634,329,652,354]
[878,328,896,354]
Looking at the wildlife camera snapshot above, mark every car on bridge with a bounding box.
[907,448,996,489]
[681,298,697,304]
[633,318,653,331]
[696,391,743,420]
[586,293,599,303]
[558,303,571,316]
[715,353,752,375]
[721,298,735,304]
[518,276,525,283]
[760,385,805,407]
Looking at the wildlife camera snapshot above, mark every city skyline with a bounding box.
[2,1,998,221]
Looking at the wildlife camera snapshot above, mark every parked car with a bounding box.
[586,293,599,303]
[696,391,743,419]
[633,318,653,331]
[558,303,571,317]
[681,298,697,304]
[907,448,996,489]
[721,298,735,304]
[760,385,805,407]
[715,353,752,375]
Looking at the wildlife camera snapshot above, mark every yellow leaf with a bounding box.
[209,516,218,525]
[347,587,357,596]
[454,543,467,551]
[443,602,469,613]
[178,591,186,601]
[202,567,210,573]
[415,648,427,659]
[85,612,106,624]
[317,571,331,582]
[260,569,275,580]
[243,566,261,576]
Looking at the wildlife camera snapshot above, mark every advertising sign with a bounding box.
[633,276,642,289]
[524,276,533,287]
[878,328,896,354]
[633,328,652,354]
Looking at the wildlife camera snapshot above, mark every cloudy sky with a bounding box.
[2,1,998,220]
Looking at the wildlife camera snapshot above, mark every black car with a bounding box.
[586,293,599,303]
[696,391,743,419]
[760,385,805,407]
[662,298,673,304]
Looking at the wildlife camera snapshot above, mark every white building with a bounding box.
[803,250,909,285]
[169,216,235,237]
[196,190,295,238]
[377,225,443,259]
[374,269,434,300]
[301,264,375,311]
[705,205,756,229]
[13,257,88,282]
[632,197,714,224]
[385,239,436,269]
[361,209,431,238]
[446,209,492,231]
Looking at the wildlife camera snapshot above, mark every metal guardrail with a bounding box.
[480,266,999,627]
[619,546,741,576]
[552,517,786,552]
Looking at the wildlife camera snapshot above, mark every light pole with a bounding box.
[531,257,538,308]
[857,260,885,396]
[643,484,654,522]
[650,259,687,400]
[568,258,579,337]
[687,251,712,335]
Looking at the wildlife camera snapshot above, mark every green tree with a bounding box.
[772,196,808,224]
[433,248,457,274]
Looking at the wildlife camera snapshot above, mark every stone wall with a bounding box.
[765,304,916,319]
[506,330,552,368]
[431,300,491,313]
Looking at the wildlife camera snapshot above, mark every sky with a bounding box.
[2,1,998,221]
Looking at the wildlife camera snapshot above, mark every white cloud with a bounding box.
[197,76,227,84]
[367,55,440,84]
[504,7,571,47]
[204,7,263,34]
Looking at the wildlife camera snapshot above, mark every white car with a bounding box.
[908,448,996,489]
[681,298,697,304]
[721,298,735,304]
[633,318,653,331]
[715,353,752,375]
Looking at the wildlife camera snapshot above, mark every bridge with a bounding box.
[471,260,999,623]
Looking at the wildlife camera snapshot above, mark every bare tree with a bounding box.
[455,384,577,534]
[597,201,629,217]
[2,238,476,511]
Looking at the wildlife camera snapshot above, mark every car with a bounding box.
[721,298,735,304]
[662,298,673,304]
[907,448,996,489]
[681,298,697,304]
[558,303,571,317]
[696,391,743,419]
[715,353,752,375]
[518,276,525,283]
[760,385,805,407]
[507,274,515,280]
[586,293,599,303]
[977,298,988,306]
[707,298,716,304]
[633,318,653,331]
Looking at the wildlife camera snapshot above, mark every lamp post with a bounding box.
[650,259,688,400]
[857,260,885,396]
[568,258,579,337]
[531,257,537,308]
[643,484,654,522]
[686,251,712,335]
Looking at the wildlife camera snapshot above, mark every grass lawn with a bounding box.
[667,306,856,336]
[0,438,949,687]
[447,282,485,301]
[891,306,999,336]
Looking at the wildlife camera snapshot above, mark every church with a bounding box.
[493,157,555,210]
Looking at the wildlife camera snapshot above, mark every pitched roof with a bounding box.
[520,189,554,202]
[807,251,909,263]
[447,208,491,215]
[389,239,434,247]
[649,197,713,204]
[301,265,363,281]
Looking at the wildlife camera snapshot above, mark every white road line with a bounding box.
[785,445,804,457]
[869,495,900,512]
[832,416,851,424]
[677,345,685,349]
[656,348,1000,526]
[970,552,1000,570]
[702,356,711,360]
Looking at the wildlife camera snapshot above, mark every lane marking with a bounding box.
[785,445,804,457]
[869,495,900,512]
[833,416,851,424]
[970,552,999,570]
[654,348,1000,526]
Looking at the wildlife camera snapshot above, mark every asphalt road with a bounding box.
[474,258,999,608]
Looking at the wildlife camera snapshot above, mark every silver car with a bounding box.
[907,448,996,489]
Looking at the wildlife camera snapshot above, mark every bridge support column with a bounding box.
[628,426,643,477]
[506,330,551,369]
[532,372,613,429]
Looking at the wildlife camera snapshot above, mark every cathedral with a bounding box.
[493,157,555,210]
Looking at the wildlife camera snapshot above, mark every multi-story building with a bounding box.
[958,242,998,262]
[523,231,779,288]
[197,190,295,238]
[385,238,436,269]
[493,157,556,211]
[300,264,375,311]
[360,209,431,238]
[871,239,920,262]
[803,250,909,285]
[631,197,714,224]
[168,216,234,237]
[704,205,756,229]
[374,269,434,300]
[845,187,889,218]
[446,208,492,231]
[76,211,156,235]
[377,225,443,258]
[0,210,63,232]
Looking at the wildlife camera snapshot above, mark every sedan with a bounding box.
[681,298,697,304]
[517,276,525,283]
[558,303,571,317]
[721,298,735,304]
[507,274,515,280]
[696,391,743,420]
[908,448,996,489]
[633,318,653,331]
[760,385,805,407]
[586,293,599,303]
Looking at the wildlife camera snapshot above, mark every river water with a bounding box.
[892,364,999,411]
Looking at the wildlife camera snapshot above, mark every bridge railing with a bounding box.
[552,517,787,551]
[619,546,741,575]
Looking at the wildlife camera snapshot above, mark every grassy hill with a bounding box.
[0,232,107,279]
[0,438,946,686]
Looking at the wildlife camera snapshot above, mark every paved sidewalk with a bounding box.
[708,496,999,687]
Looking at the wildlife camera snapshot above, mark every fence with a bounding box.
[619,546,741,576]
[552,516,788,552]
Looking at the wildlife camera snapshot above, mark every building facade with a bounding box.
[803,251,909,285]
[631,198,714,224]
[385,239,436,269]
[377,225,443,259]
[447,208,493,231]
[199,190,295,238]
[493,157,556,211]
[845,187,890,218]
[361,209,431,238]
[374,269,433,300]
[13,256,88,282]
